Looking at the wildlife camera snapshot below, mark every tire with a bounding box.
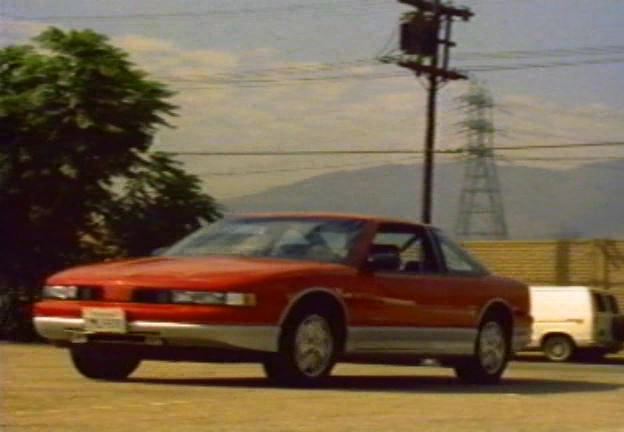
[70,346,141,381]
[542,335,575,362]
[263,307,338,387]
[454,316,510,385]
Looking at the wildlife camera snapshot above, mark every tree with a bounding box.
[102,152,221,257]
[0,28,220,337]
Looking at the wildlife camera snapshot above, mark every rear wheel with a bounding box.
[454,317,509,384]
[70,346,141,380]
[542,335,575,362]
[263,308,338,387]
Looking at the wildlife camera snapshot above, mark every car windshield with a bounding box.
[164,217,366,264]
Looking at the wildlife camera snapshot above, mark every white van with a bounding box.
[525,286,624,361]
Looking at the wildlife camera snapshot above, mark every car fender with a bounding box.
[278,286,349,328]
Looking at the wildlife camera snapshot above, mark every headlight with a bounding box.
[171,291,256,307]
[42,285,79,300]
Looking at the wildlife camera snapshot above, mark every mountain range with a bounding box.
[223,160,624,240]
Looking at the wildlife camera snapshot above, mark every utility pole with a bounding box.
[382,0,473,224]
[455,83,508,240]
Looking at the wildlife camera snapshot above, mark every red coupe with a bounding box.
[35,213,532,386]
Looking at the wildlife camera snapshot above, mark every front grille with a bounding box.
[132,289,171,304]
[76,286,103,301]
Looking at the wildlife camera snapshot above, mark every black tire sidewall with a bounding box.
[70,346,140,380]
[456,316,510,384]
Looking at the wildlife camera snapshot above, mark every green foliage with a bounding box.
[0,28,220,320]
[103,152,221,257]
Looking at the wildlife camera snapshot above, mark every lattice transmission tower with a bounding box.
[455,83,508,240]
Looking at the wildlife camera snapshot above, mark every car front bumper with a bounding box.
[34,316,279,352]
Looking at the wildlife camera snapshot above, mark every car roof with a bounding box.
[224,211,429,227]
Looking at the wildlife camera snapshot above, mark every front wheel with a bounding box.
[70,346,141,381]
[263,309,338,387]
[454,318,509,385]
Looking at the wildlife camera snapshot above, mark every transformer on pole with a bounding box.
[455,83,509,240]
[382,0,473,224]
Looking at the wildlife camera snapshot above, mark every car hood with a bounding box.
[47,256,351,288]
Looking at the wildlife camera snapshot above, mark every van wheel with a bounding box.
[542,335,575,362]
[263,308,337,387]
[454,317,509,384]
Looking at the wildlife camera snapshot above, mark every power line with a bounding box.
[154,44,624,87]
[165,141,624,157]
[8,0,389,20]
[195,157,421,177]
[487,141,624,151]
[158,59,376,83]
[454,45,624,61]
[498,156,624,162]
[192,154,624,178]
[464,56,624,72]
[497,157,624,173]
[167,149,431,156]
[161,57,624,89]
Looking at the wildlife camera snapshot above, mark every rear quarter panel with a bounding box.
[482,275,532,338]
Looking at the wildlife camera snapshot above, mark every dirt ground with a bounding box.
[2,343,624,432]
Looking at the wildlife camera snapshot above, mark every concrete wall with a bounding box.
[464,240,624,307]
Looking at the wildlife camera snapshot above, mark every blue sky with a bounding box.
[3,0,624,198]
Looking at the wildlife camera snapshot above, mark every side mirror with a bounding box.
[365,249,401,272]
[151,247,168,257]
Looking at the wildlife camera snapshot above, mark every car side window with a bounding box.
[434,230,488,276]
[370,225,438,274]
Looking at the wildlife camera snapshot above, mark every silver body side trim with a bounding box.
[35,317,531,358]
[346,327,477,355]
[34,317,279,352]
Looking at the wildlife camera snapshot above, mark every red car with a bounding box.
[34,213,532,386]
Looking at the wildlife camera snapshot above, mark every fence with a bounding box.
[465,239,624,307]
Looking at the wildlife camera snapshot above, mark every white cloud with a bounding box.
[8,26,624,198]
[113,35,176,55]
[1,18,47,43]
[145,43,624,197]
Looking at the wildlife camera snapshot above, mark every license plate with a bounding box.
[83,308,127,334]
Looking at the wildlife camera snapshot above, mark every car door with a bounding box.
[360,223,452,352]
[592,292,616,345]
[428,228,493,329]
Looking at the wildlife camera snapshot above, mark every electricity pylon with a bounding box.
[455,83,508,240]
